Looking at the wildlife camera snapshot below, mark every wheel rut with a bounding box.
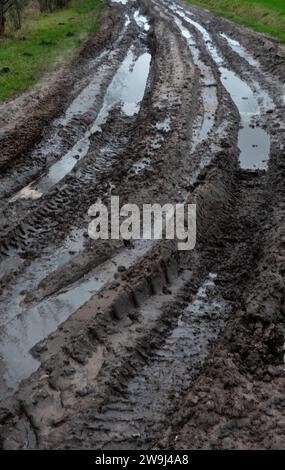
[0,0,284,451]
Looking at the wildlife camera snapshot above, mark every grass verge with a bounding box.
[184,0,285,42]
[0,0,105,103]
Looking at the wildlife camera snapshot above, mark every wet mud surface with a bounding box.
[0,0,284,450]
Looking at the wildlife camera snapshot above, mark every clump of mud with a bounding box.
[0,0,284,451]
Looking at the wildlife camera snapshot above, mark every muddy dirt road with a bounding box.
[0,0,284,450]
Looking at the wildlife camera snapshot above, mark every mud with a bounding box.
[0,0,284,450]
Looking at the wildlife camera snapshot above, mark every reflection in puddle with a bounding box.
[198,86,217,145]
[169,3,273,170]
[111,0,128,4]
[0,240,152,399]
[2,20,133,202]
[162,273,226,361]
[220,33,259,67]
[238,125,271,170]
[11,48,151,201]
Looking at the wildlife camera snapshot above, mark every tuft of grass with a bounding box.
[0,0,105,103]
[184,0,285,42]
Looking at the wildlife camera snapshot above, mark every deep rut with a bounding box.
[0,0,284,450]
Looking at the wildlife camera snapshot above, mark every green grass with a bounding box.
[184,0,285,42]
[0,0,105,103]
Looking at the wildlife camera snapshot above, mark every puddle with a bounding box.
[168,3,273,169]
[0,240,153,399]
[111,0,128,4]
[166,273,223,343]
[220,33,259,67]
[11,48,151,201]
[5,23,130,202]
[134,10,150,31]
[198,87,217,143]
[65,268,228,446]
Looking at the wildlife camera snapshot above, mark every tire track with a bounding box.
[0,0,284,451]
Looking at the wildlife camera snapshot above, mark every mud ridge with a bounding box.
[0,0,284,451]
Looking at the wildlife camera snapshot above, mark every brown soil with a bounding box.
[0,0,284,450]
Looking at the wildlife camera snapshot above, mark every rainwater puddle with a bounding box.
[11,48,151,201]
[169,4,273,169]
[220,33,259,67]
[0,240,152,399]
[167,273,224,343]
[111,0,128,4]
